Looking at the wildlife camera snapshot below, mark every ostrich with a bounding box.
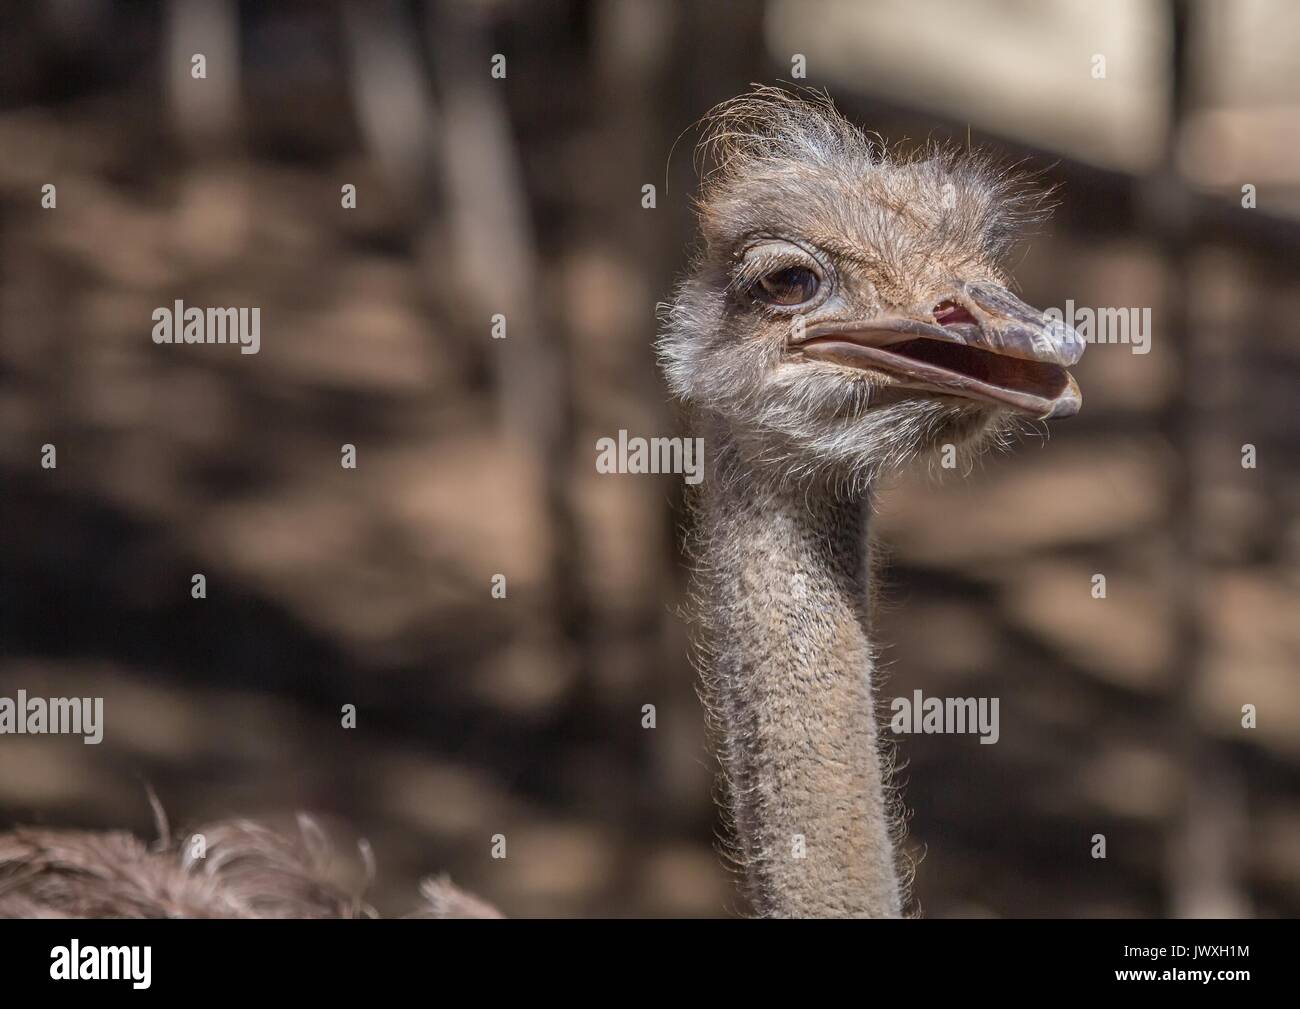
[656,87,1082,917]
[0,807,501,918]
[0,88,1081,919]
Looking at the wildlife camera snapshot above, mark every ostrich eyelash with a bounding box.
[729,251,818,295]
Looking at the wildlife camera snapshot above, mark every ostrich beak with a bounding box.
[792,282,1085,419]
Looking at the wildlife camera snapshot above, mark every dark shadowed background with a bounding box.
[0,0,1296,917]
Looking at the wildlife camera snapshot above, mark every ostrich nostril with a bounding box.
[932,300,978,328]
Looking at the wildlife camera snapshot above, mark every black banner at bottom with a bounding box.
[0,918,1270,995]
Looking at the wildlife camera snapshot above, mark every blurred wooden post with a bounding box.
[165,0,239,149]
[339,0,439,208]
[165,0,250,264]
[427,0,581,678]
[1154,0,1249,919]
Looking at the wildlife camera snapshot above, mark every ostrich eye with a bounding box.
[755,266,819,307]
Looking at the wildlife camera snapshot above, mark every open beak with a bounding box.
[791,281,1085,419]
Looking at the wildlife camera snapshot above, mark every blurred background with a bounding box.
[0,0,1297,917]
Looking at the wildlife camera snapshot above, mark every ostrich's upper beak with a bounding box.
[792,281,1085,419]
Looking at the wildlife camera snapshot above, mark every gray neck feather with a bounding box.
[692,417,902,918]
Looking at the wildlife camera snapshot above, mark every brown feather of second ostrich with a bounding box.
[0,818,498,919]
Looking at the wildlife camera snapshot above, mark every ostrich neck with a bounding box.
[695,422,901,918]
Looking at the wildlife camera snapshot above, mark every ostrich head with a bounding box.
[659,87,1084,488]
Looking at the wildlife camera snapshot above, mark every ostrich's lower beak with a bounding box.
[792,282,1085,419]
